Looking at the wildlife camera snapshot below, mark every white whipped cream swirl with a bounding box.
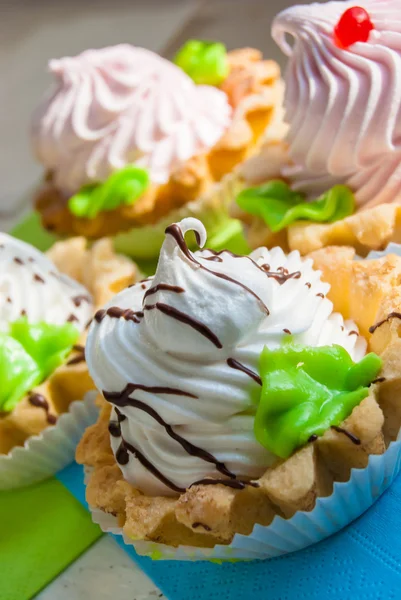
[86,218,366,496]
[32,45,232,194]
[272,0,401,208]
[0,234,93,333]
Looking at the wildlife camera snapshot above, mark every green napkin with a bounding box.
[0,478,102,600]
[4,215,101,600]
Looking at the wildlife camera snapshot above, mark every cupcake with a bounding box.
[31,43,282,259]
[233,0,401,256]
[0,232,143,489]
[76,217,401,558]
[0,233,93,482]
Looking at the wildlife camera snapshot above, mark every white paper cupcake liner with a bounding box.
[0,392,99,490]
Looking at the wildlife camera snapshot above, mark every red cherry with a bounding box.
[334,6,374,49]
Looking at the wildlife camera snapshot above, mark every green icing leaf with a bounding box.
[0,319,80,413]
[236,181,355,233]
[0,335,42,413]
[10,319,80,380]
[255,344,382,459]
[68,166,150,219]
[173,39,229,85]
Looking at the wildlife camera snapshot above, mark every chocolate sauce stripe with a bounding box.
[108,389,259,494]
[143,283,185,301]
[116,440,185,493]
[201,249,301,285]
[369,312,401,334]
[262,268,302,284]
[66,352,86,366]
[72,294,91,307]
[331,426,361,445]
[144,302,223,349]
[227,358,262,386]
[116,437,258,494]
[103,388,235,478]
[28,392,57,425]
[94,307,144,324]
[104,382,198,401]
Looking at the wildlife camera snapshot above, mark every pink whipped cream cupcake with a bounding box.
[234,1,401,255]
[31,43,282,259]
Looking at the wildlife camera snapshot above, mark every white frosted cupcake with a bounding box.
[0,234,98,488]
[76,217,401,559]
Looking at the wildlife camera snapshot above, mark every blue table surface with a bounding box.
[57,462,401,600]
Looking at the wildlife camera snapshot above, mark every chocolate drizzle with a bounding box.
[226,358,262,386]
[94,310,106,323]
[369,312,401,334]
[115,434,259,493]
[104,384,260,492]
[104,383,198,403]
[33,273,45,283]
[113,400,186,493]
[192,522,212,531]
[94,307,144,324]
[28,392,57,425]
[66,354,86,366]
[144,303,223,348]
[116,438,186,493]
[371,377,386,384]
[104,388,236,479]
[143,283,185,301]
[331,426,361,445]
[72,294,91,307]
[14,257,24,265]
[164,224,270,315]
[109,407,127,437]
[204,255,223,262]
[67,345,86,366]
[264,269,302,285]
[108,421,122,437]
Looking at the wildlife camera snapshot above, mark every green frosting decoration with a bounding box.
[0,319,79,412]
[236,182,355,233]
[255,344,382,459]
[173,39,229,85]
[68,166,150,219]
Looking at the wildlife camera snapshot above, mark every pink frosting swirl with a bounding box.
[32,45,232,194]
[272,0,401,208]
